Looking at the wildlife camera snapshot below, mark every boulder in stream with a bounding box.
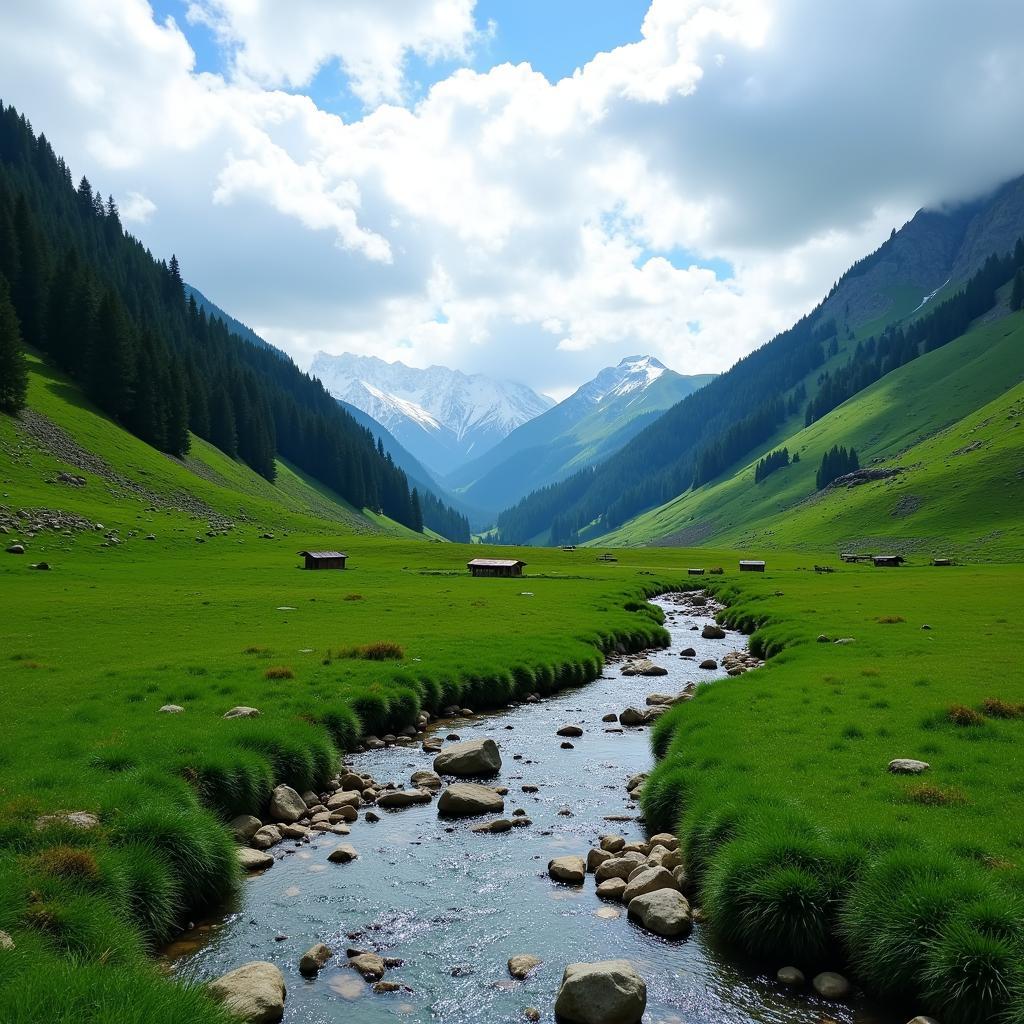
[627,888,692,937]
[208,961,286,1023]
[554,960,646,1024]
[548,855,586,884]
[433,738,502,777]
[437,783,504,817]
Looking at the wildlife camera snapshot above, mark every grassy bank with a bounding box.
[643,559,1024,1023]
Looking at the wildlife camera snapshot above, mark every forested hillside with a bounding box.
[496,186,1024,546]
[0,101,469,541]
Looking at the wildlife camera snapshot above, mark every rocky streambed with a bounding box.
[167,593,892,1024]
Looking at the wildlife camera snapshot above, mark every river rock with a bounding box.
[906,1018,940,1024]
[701,624,726,639]
[680,647,696,656]
[554,960,646,1024]
[557,724,584,737]
[621,866,678,905]
[645,694,677,706]
[327,844,358,864]
[548,855,586,884]
[279,823,310,840]
[339,772,365,791]
[699,659,718,670]
[223,706,261,719]
[647,847,682,871]
[508,954,542,979]
[618,708,646,727]
[208,961,286,1023]
[299,943,332,976]
[776,966,805,987]
[411,770,442,790]
[587,848,613,872]
[594,853,646,882]
[601,713,617,722]
[433,738,502,777]
[251,825,282,850]
[268,785,306,824]
[237,847,274,871]
[377,788,432,809]
[647,832,678,851]
[327,791,361,810]
[596,877,627,900]
[627,888,692,937]
[437,783,504,817]
[812,971,851,999]
[349,952,386,981]
[471,818,513,834]
[331,805,358,823]
[600,835,625,853]
[888,758,930,774]
[621,659,668,677]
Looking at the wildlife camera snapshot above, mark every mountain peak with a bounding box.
[308,351,554,476]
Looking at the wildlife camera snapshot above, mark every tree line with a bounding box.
[816,445,859,490]
[805,240,1024,427]
[0,101,469,541]
[754,447,790,483]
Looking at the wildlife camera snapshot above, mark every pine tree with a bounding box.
[88,291,136,418]
[0,274,28,414]
[1012,269,1024,312]
[411,488,424,533]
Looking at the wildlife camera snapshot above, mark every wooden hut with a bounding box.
[596,553,618,563]
[467,558,526,578]
[872,554,904,567]
[739,560,766,572]
[298,550,347,570]
[688,568,706,576]
[932,557,953,566]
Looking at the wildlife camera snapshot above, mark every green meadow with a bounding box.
[646,560,1024,1023]
[1,357,1023,1022]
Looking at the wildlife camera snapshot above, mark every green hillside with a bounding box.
[596,311,1024,559]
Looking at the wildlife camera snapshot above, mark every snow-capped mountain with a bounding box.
[447,355,715,517]
[309,352,555,476]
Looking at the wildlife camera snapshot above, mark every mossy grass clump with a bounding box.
[263,665,294,679]
[948,703,985,727]
[981,697,1023,719]
[336,641,405,661]
[701,813,857,964]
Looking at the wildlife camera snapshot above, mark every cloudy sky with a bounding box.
[2,1,1024,399]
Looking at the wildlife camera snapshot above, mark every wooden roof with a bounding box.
[467,558,526,567]
[298,550,348,559]
[739,559,766,565]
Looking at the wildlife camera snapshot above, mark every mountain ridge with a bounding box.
[447,355,714,519]
[310,351,554,476]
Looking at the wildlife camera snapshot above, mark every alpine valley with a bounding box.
[2,29,1024,1024]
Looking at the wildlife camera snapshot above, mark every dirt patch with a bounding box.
[653,520,717,547]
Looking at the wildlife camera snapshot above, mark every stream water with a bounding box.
[167,595,892,1024]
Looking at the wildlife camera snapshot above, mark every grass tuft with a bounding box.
[263,665,294,679]
[335,641,405,661]
[948,704,986,727]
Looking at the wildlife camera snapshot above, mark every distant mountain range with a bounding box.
[447,356,714,516]
[309,352,554,476]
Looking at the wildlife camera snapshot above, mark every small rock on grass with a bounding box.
[508,954,541,979]
[888,758,929,774]
[158,704,184,714]
[777,966,804,986]
[0,930,14,950]
[224,706,261,719]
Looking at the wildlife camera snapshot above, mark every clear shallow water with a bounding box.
[168,595,894,1024]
